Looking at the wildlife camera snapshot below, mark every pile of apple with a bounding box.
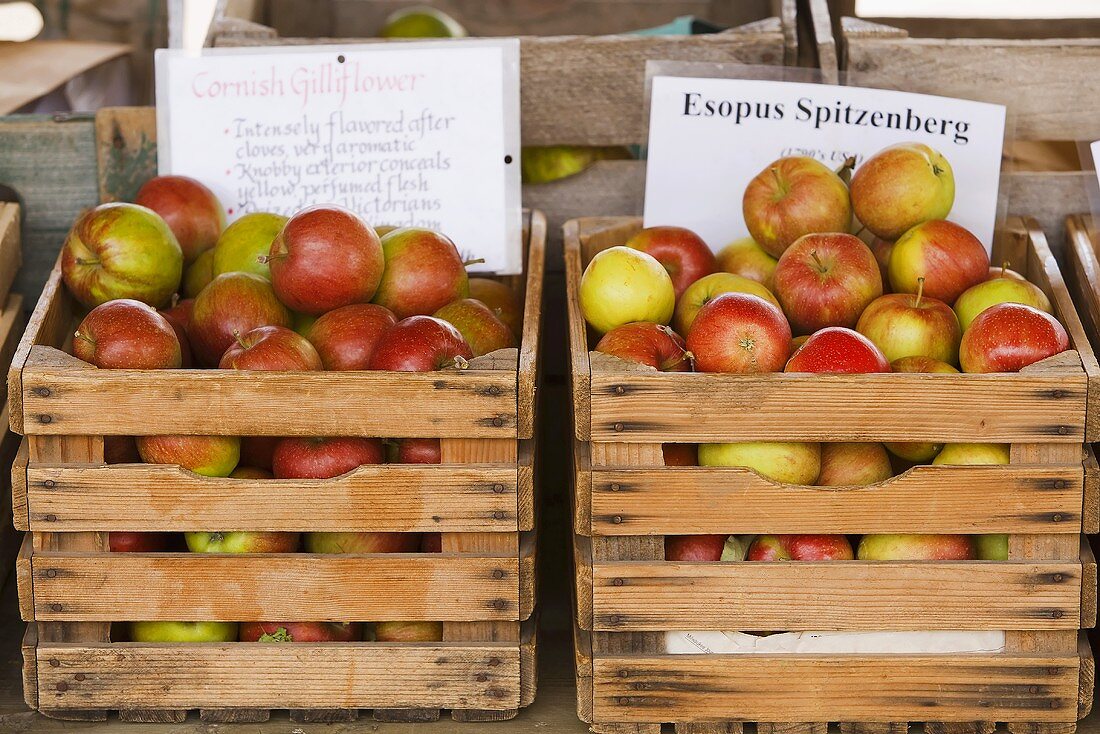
[58,175,523,644]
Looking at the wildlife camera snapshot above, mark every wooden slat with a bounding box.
[21,623,37,710]
[36,641,521,710]
[24,461,519,532]
[590,559,1082,631]
[0,203,23,309]
[574,533,593,631]
[1085,446,1099,535]
[592,652,1081,723]
[1081,538,1097,629]
[11,437,26,531]
[27,552,521,622]
[518,439,535,532]
[589,464,1084,535]
[1080,635,1095,720]
[518,210,545,440]
[94,107,157,204]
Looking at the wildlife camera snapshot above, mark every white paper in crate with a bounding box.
[644,76,1007,251]
[155,41,523,273]
[667,630,1005,655]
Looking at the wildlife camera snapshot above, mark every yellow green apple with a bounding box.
[579,246,675,334]
[698,441,821,484]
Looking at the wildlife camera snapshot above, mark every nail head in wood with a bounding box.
[492,417,503,427]
[610,483,621,491]
[614,385,625,395]
[74,673,85,681]
[493,511,506,520]
[45,514,56,522]
[493,483,504,493]
[38,414,52,424]
[34,387,50,397]
[43,479,56,488]
[50,603,62,611]
[492,569,505,579]
[45,569,56,578]
[48,659,59,667]
[612,515,623,524]
[613,422,624,432]
[55,681,67,692]
[613,578,624,587]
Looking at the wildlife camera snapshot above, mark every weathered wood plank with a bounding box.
[518,210,545,439]
[591,559,1083,631]
[24,461,519,532]
[94,107,157,204]
[0,203,24,307]
[28,552,521,621]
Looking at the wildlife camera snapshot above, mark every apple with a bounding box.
[665,535,726,561]
[380,5,466,37]
[772,233,883,334]
[662,443,697,466]
[885,441,942,463]
[790,334,810,352]
[716,237,778,289]
[292,312,317,337]
[305,303,397,370]
[272,436,384,479]
[976,534,1008,561]
[189,272,292,366]
[785,327,891,374]
[595,322,691,372]
[185,531,299,553]
[933,443,1009,465]
[625,226,717,297]
[987,264,1026,282]
[134,175,225,263]
[699,441,821,485]
[888,220,989,304]
[240,622,361,642]
[469,278,522,336]
[959,303,1069,373]
[305,532,422,553]
[219,325,323,371]
[240,436,279,470]
[721,536,749,561]
[136,435,241,477]
[857,534,976,560]
[109,532,169,552]
[375,621,444,642]
[392,438,441,464]
[870,237,893,283]
[891,356,958,374]
[105,436,140,464]
[856,278,961,364]
[747,534,854,561]
[849,143,955,240]
[434,298,517,357]
[160,298,195,367]
[212,212,287,280]
[268,206,384,315]
[954,277,1053,331]
[686,293,791,374]
[674,272,780,336]
[183,248,215,299]
[520,145,629,183]
[742,156,852,258]
[73,299,182,369]
[817,442,893,486]
[421,533,442,553]
[579,246,675,334]
[230,466,274,479]
[372,228,469,319]
[131,621,238,642]
[62,202,183,308]
[368,316,474,371]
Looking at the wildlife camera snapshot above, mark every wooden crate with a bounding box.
[566,215,1099,733]
[8,197,544,722]
[0,204,26,589]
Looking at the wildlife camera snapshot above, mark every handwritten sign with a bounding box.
[643,76,1007,251]
[155,41,522,273]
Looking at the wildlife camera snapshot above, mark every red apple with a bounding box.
[373,228,470,318]
[160,298,195,368]
[239,622,361,642]
[61,202,183,308]
[595,322,691,372]
[374,621,443,642]
[817,442,893,486]
[185,531,299,553]
[662,443,697,466]
[890,356,958,374]
[137,435,240,477]
[772,233,883,335]
[267,206,384,315]
[665,535,726,561]
[189,272,292,366]
[857,534,976,560]
[368,316,473,371]
[219,325,323,371]
[849,143,955,240]
[73,299,182,369]
[305,303,397,370]
[674,272,780,336]
[392,438,441,464]
[434,298,516,357]
[686,293,792,374]
[747,534,854,561]
[272,436,384,479]
[230,466,273,479]
[959,303,1069,373]
[240,436,279,470]
[421,533,442,553]
[134,175,225,263]
[625,225,717,297]
[742,156,853,258]
[870,237,893,283]
[109,532,169,552]
[469,278,522,336]
[785,327,890,374]
[105,436,141,464]
[855,278,961,365]
[888,220,989,304]
[305,532,422,553]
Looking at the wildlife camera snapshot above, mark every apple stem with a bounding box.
[462,258,486,268]
[769,166,787,195]
[809,250,827,273]
[1001,260,1011,277]
[453,355,470,370]
[74,257,101,266]
[232,329,248,349]
[834,156,857,184]
[915,277,925,308]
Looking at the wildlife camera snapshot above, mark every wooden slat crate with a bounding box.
[9,194,544,721]
[0,203,26,589]
[566,215,1099,734]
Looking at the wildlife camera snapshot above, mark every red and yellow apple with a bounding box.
[188,272,291,366]
[368,315,474,371]
[855,278,961,364]
[272,436,384,479]
[817,442,893,486]
[469,278,522,336]
[959,303,1069,373]
[686,293,791,374]
[742,156,852,257]
[954,277,1053,331]
[888,220,989,304]
[747,534,854,561]
[698,441,821,484]
[219,325,323,371]
[857,534,976,560]
[134,175,225,263]
[73,299,182,369]
[674,272,780,335]
[434,298,516,356]
[716,237,778,288]
[849,143,955,240]
[595,322,691,372]
[372,228,469,318]
[785,327,890,374]
[625,225,717,297]
[136,435,240,477]
[212,212,287,280]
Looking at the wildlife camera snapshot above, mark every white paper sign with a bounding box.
[644,77,1007,250]
[1091,141,1100,193]
[155,42,522,273]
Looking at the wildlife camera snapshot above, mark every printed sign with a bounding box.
[643,76,1007,250]
[155,41,522,273]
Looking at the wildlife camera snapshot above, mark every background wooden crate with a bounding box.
[0,205,25,592]
[566,215,1098,733]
